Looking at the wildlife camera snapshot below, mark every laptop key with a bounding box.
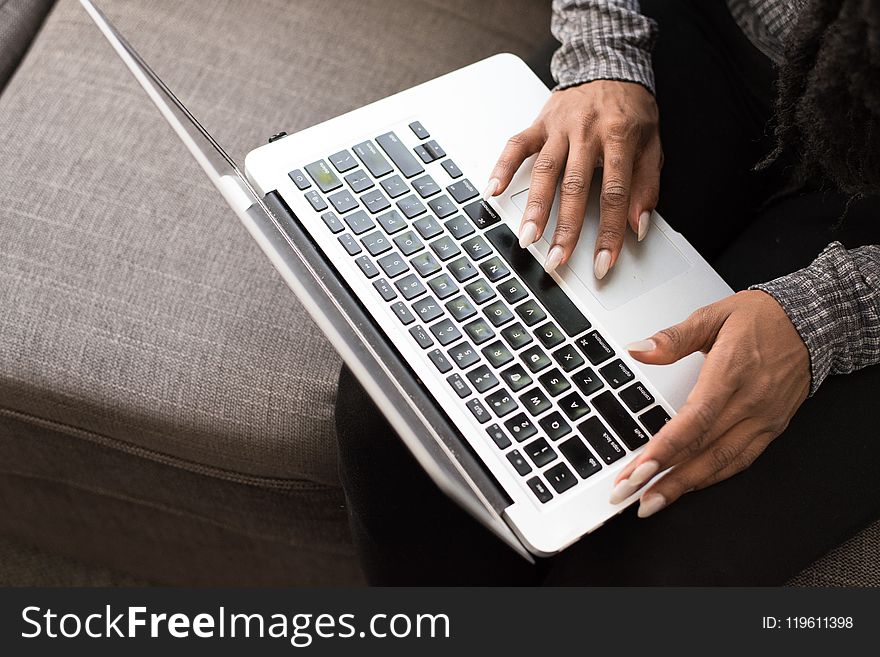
[449,341,480,369]
[441,159,462,179]
[376,131,425,178]
[576,331,614,365]
[427,195,457,219]
[411,295,443,323]
[427,272,458,299]
[466,398,491,424]
[462,235,491,261]
[527,476,553,503]
[467,364,499,392]
[409,325,434,349]
[355,256,379,278]
[539,411,572,441]
[396,194,427,219]
[501,322,533,350]
[483,300,514,327]
[464,278,496,304]
[391,302,416,325]
[445,295,477,321]
[593,391,649,450]
[305,160,342,192]
[480,256,510,282]
[572,367,603,397]
[353,140,394,178]
[524,437,557,467]
[482,340,514,368]
[428,348,452,372]
[507,449,532,476]
[515,299,547,326]
[521,345,552,373]
[328,189,359,214]
[464,318,496,345]
[545,463,577,494]
[425,139,446,159]
[536,321,566,349]
[463,199,502,229]
[329,149,357,173]
[361,231,391,256]
[429,318,462,346]
[304,190,328,211]
[288,169,311,190]
[337,233,362,256]
[377,252,409,278]
[393,230,424,256]
[448,256,478,282]
[413,215,444,239]
[446,373,471,399]
[552,344,585,372]
[486,388,518,418]
[640,405,671,436]
[414,144,433,164]
[342,209,375,235]
[580,416,625,465]
[559,436,602,479]
[500,364,532,392]
[444,215,476,240]
[599,359,635,389]
[412,174,441,199]
[430,235,461,261]
[520,387,552,417]
[498,278,529,304]
[538,368,571,397]
[559,391,590,421]
[361,188,391,214]
[377,210,407,235]
[410,251,442,277]
[344,168,373,193]
[485,224,591,336]
[395,273,427,300]
[446,179,479,204]
[380,174,409,199]
[321,211,344,233]
[372,278,397,301]
[505,413,537,442]
[619,382,655,413]
[408,121,430,140]
[486,423,511,449]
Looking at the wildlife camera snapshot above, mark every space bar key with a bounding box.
[485,224,591,337]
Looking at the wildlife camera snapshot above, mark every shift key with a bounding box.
[376,132,425,178]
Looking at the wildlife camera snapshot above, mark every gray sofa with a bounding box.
[0,0,876,586]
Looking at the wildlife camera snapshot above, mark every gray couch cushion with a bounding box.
[0,0,55,90]
[0,0,552,484]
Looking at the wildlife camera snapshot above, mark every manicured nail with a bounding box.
[519,221,538,248]
[608,460,659,504]
[544,246,564,274]
[609,479,638,505]
[637,210,651,242]
[593,249,611,279]
[637,493,667,518]
[481,178,499,200]
[625,339,656,353]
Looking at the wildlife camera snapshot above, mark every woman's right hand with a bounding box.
[484,80,662,278]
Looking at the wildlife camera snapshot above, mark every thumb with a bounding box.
[626,305,726,365]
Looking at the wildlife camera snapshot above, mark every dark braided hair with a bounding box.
[766,0,880,196]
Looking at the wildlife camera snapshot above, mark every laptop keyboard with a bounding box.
[289,120,671,506]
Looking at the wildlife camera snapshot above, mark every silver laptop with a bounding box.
[80,0,732,559]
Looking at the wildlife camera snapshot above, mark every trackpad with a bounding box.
[510,186,691,311]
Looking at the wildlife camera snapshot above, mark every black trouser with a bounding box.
[334,0,880,585]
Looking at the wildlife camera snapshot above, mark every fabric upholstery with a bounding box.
[0,0,55,90]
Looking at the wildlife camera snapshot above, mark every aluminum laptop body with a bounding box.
[80,0,733,559]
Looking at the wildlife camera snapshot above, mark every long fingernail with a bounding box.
[481,178,500,200]
[637,493,667,518]
[609,479,639,504]
[519,221,538,248]
[608,460,659,504]
[544,246,564,274]
[625,339,656,352]
[637,210,651,242]
[593,249,611,279]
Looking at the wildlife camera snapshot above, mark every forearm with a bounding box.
[751,242,880,395]
[550,0,658,92]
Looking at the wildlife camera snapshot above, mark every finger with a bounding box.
[518,136,568,248]
[636,429,773,518]
[627,140,662,242]
[545,139,600,273]
[626,303,730,366]
[485,126,545,199]
[593,137,636,279]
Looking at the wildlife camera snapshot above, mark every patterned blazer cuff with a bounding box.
[551,46,656,94]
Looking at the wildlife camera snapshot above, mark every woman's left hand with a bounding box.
[610,290,811,518]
